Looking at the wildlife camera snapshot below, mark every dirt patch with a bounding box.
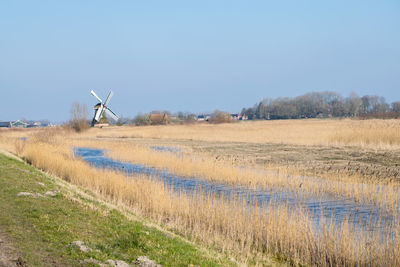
[0,227,22,267]
[195,142,400,182]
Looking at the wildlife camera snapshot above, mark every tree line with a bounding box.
[241,92,400,120]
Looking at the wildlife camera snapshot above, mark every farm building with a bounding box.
[0,120,28,128]
[0,121,12,128]
[230,114,248,120]
[196,114,211,121]
[12,120,28,128]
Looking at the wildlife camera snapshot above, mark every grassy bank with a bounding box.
[0,153,236,266]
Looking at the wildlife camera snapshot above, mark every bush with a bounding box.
[209,111,232,124]
[68,102,90,132]
[68,119,90,132]
[134,114,151,126]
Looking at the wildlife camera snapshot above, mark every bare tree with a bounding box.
[241,91,394,120]
[345,92,362,117]
[69,102,89,132]
[392,102,400,113]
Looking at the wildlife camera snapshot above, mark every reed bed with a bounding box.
[21,140,400,266]
[1,125,399,212]
[329,119,400,148]
[67,138,400,213]
[0,121,400,265]
[84,119,400,149]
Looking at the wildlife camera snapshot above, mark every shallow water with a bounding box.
[74,147,398,234]
[150,146,182,153]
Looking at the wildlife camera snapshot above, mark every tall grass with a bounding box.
[1,121,400,265]
[2,119,400,149]
[69,139,400,213]
[22,140,400,266]
[1,124,399,211]
[84,119,400,148]
[329,119,400,148]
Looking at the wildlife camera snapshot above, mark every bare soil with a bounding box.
[195,142,400,182]
[0,227,22,267]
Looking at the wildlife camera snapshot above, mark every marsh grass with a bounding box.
[14,138,26,156]
[68,139,400,213]
[20,140,400,266]
[1,120,400,265]
[329,119,400,148]
[83,119,400,148]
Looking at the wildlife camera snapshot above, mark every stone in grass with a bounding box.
[17,192,43,197]
[44,190,59,197]
[69,241,92,253]
[105,259,131,267]
[133,256,162,267]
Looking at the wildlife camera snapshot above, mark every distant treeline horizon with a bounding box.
[241,91,400,120]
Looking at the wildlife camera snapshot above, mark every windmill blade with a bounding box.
[94,105,104,121]
[104,91,114,106]
[105,107,119,121]
[91,90,103,103]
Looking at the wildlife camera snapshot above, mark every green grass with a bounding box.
[0,154,235,266]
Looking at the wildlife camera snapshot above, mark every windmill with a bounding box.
[90,90,119,126]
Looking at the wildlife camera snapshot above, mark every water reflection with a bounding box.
[74,147,398,235]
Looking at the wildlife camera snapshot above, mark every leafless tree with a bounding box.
[69,102,89,132]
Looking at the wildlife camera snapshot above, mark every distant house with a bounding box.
[11,120,28,128]
[150,113,169,125]
[230,113,248,120]
[0,120,28,128]
[27,121,41,128]
[231,114,240,120]
[0,121,12,128]
[26,121,53,128]
[197,115,205,121]
[196,114,211,121]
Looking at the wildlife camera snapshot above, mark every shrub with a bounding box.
[134,113,151,126]
[68,119,90,132]
[209,110,232,124]
[68,102,90,132]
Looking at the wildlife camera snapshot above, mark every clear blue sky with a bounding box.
[1,1,399,122]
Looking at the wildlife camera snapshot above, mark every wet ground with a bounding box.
[94,136,400,183]
[74,147,399,235]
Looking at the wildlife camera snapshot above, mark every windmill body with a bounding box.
[90,90,119,126]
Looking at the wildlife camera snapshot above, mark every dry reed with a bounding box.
[67,139,400,213]
[19,139,400,266]
[1,121,400,265]
[81,119,400,149]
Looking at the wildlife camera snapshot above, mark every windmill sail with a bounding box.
[105,108,119,121]
[91,90,103,103]
[104,91,114,106]
[94,104,104,121]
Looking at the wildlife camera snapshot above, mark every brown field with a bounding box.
[1,119,400,266]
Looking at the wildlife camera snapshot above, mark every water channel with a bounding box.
[74,147,398,235]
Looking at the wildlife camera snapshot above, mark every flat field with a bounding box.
[1,118,400,266]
